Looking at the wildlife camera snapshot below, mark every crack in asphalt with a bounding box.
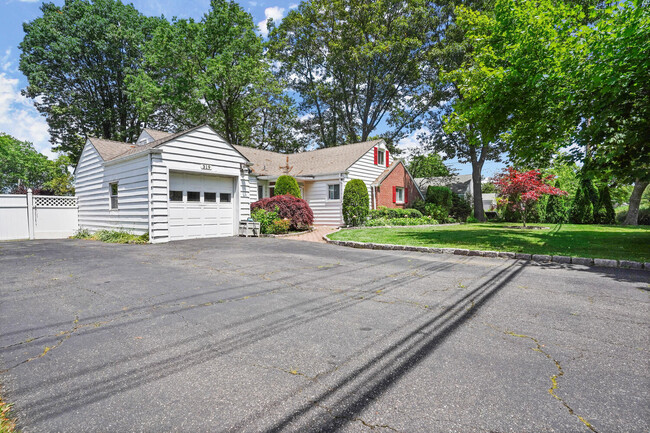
[311,402,401,432]
[490,324,599,433]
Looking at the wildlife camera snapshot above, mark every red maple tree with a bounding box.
[494,168,567,227]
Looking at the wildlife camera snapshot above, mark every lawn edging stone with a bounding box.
[322,228,648,271]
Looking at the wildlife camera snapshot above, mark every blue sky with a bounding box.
[0,0,504,176]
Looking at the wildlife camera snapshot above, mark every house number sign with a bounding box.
[201,164,212,170]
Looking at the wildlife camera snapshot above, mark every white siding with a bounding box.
[304,175,345,226]
[157,126,252,235]
[75,141,150,234]
[345,142,389,209]
[149,153,169,243]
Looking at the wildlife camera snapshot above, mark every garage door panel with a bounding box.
[168,172,235,240]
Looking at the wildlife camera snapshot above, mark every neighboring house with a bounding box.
[416,175,497,211]
[75,125,423,242]
[234,140,422,226]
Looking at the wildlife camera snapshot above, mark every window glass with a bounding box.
[328,184,340,200]
[257,185,264,199]
[204,192,217,202]
[396,187,405,203]
[187,191,200,202]
[377,151,385,165]
[109,183,118,209]
[169,190,183,202]
[220,193,232,203]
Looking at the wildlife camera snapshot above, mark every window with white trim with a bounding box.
[328,184,340,200]
[377,150,385,166]
[109,182,118,209]
[257,185,264,199]
[169,190,183,202]
[395,187,405,204]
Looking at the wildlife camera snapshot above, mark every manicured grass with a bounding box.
[329,223,650,262]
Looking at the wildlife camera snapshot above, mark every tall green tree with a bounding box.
[129,0,302,152]
[407,153,452,179]
[0,133,73,195]
[267,0,443,149]
[444,0,649,224]
[19,0,162,161]
[418,0,501,222]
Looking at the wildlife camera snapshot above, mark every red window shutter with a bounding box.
[374,147,378,165]
[405,187,408,204]
[393,186,396,203]
[386,150,390,167]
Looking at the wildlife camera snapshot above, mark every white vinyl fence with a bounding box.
[0,190,78,241]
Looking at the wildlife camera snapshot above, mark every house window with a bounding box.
[109,183,118,209]
[204,192,217,202]
[377,150,385,166]
[220,193,232,203]
[257,185,264,199]
[396,187,405,204]
[328,184,340,200]
[169,190,183,202]
[187,191,200,202]
[270,187,275,197]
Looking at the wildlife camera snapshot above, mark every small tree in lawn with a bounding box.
[494,168,567,228]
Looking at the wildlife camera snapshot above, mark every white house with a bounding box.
[234,139,421,226]
[75,125,254,243]
[75,125,421,242]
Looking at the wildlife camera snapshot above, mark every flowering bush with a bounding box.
[494,168,567,227]
[269,219,291,234]
[251,194,313,230]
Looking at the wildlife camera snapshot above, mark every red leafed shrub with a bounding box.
[251,194,313,230]
[494,167,567,227]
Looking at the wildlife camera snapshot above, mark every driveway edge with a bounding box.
[322,229,649,271]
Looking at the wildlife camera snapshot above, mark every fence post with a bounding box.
[26,189,34,240]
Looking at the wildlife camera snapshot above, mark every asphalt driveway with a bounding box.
[0,237,648,432]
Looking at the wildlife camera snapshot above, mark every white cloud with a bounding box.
[1,48,13,72]
[289,3,298,8]
[0,73,54,159]
[258,6,285,37]
[248,1,257,6]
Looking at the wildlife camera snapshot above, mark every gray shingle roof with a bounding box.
[88,125,208,162]
[416,175,473,195]
[234,140,383,177]
[143,128,173,141]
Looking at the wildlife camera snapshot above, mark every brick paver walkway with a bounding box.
[281,226,339,243]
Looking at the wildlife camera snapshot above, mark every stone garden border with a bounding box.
[323,228,649,271]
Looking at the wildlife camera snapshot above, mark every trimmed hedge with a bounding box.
[426,186,453,211]
[274,175,301,198]
[595,185,615,225]
[570,186,594,224]
[545,180,568,223]
[450,192,472,221]
[369,206,423,219]
[342,179,369,226]
[616,206,650,225]
[251,194,313,230]
[365,216,439,226]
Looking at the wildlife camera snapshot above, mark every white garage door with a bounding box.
[168,172,235,241]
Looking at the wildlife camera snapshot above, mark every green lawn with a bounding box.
[329,223,650,262]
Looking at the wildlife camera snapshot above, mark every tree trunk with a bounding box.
[471,165,485,222]
[623,179,649,225]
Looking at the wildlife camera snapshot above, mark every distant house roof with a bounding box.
[233,139,383,177]
[416,174,473,195]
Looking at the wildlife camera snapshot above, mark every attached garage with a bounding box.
[168,172,236,241]
[75,125,255,243]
